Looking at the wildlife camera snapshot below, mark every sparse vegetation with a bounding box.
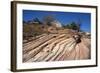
[23,15,91,62]
[63,22,81,32]
[23,16,90,41]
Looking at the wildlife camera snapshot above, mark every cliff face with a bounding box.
[23,30,91,62]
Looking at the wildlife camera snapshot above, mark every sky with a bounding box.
[23,10,91,32]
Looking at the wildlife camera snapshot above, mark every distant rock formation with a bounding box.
[50,20,62,28]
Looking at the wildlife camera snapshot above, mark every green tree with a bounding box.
[33,18,42,24]
[63,22,81,31]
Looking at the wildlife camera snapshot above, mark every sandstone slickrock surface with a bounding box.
[23,33,91,63]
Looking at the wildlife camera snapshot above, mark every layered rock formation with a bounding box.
[23,32,90,63]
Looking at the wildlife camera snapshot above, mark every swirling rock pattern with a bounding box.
[23,33,90,63]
